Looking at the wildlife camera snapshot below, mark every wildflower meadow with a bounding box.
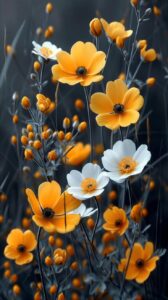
[0,0,168,299]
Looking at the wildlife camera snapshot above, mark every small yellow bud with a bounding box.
[34,61,41,72]
[12,115,19,124]
[89,18,102,37]
[78,121,87,132]
[21,96,31,109]
[45,2,53,14]
[24,149,34,160]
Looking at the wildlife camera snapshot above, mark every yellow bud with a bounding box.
[45,2,53,14]
[89,18,102,37]
[24,149,34,160]
[78,121,87,132]
[12,115,19,124]
[34,61,41,72]
[12,285,21,295]
[21,96,31,109]
[47,150,57,161]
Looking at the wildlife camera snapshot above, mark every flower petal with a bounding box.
[70,41,97,68]
[80,75,103,86]
[90,93,113,114]
[67,170,84,187]
[88,51,106,75]
[56,51,76,74]
[15,252,33,265]
[82,163,101,179]
[38,181,61,209]
[7,229,23,246]
[4,245,19,259]
[119,110,140,127]
[96,113,120,130]
[26,189,41,215]
[54,191,81,214]
[123,88,144,111]
[106,79,128,104]
[51,214,81,233]
[23,230,37,251]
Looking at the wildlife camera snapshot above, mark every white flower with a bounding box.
[67,163,109,200]
[71,203,97,218]
[102,139,151,183]
[32,41,61,60]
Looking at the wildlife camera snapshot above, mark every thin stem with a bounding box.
[37,227,48,300]
[84,87,93,161]
[91,197,100,244]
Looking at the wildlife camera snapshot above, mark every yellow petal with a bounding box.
[26,189,41,215]
[96,113,120,130]
[123,88,144,111]
[56,51,76,74]
[15,252,33,265]
[4,245,19,259]
[70,41,97,68]
[135,269,150,284]
[129,243,144,261]
[106,79,128,104]
[119,110,139,127]
[88,51,106,75]
[125,263,139,280]
[7,229,23,246]
[80,75,103,86]
[23,230,37,251]
[90,93,113,114]
[52,65,83,85]
[33,215,56,233]
[51,214,81,234]
[54,191,81,215]
[38,181,61,209]
[144,242,154,260]
[145,256,159,271]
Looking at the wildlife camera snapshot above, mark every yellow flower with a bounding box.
[140,45,157,62]
[89,18,102,37]
[4,229,37,265]
[90,79,144,130]
[118,242,159,283]
[130,202,144,223]
[103,206,129,236]
[52,41,106,86]
[101,19,133,46]
[36,94,56,114]
[26,181,81,233]
[63,143,91,166]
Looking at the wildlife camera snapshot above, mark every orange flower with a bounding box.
[118,242,159,283]
[101,19,133,46]
[36,94,56,114]
[140,46,157,62]
[63,143,91,166]
[90,79,144,130]
[26,181,81,233]
[4,229,37,265]
[103,206,129,236]
[52,41,106,86]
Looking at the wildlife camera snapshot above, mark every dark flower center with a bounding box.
[125,164,130,169]
[115,219,122,227]
[113,104,124,114]
[76,66,87,76]
[136,259,144,268]
[43,207,54,218]
[17,244,26,253]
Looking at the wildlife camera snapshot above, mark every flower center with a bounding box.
[40,47,53,58]
[17,244,26,253]
[115,219,122,227]
[118,156,137,175]
[81,177,97,193]
[43,207,54,218]
[136,259,144,268]
[113,104,124,114]
[76,66,87,76]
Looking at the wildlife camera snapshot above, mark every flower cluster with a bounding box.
[1,1,166,300]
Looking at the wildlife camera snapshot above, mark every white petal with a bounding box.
[102,155,118,172]
[67,170,83,187]
[133,145,151,166]
[83,207,98,217]
[113,139,136,158]
[82,163,101,179]
[71,203,86,216]
[97,173,109,189]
